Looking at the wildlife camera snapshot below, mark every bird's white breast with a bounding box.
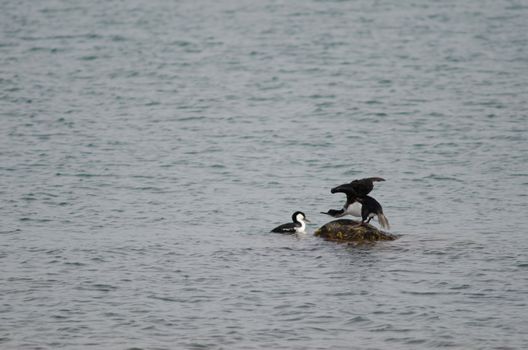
[345,202,362,217]
[295,220,306,233]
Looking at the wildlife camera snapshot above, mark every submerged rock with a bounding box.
[314,219,397,243]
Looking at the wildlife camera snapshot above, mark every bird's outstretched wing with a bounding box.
[332,177,385,197]
[330,184,360,208]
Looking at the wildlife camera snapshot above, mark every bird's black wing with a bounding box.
[365,177,385,182]
[271,222,299,233]
[358,195,390,229]
[358,195,383,213]
[348,177,386,196]
[331,183,358,195]
[330,183,360,208]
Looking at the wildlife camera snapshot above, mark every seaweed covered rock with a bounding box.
[314,219,397,243]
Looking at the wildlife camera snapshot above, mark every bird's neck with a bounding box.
[296,219,306,233]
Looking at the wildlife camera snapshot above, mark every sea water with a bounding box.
[1,0,527,349]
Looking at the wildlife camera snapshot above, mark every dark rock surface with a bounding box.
[314,219,398,243]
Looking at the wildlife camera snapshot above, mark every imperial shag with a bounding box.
[321,177,389,229]
[322,177,385,218]
[271,211,310,234]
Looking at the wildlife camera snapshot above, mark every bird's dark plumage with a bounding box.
[327,177,385,216]
[331,177,385,197]
[356,195,390,229]
[270,221,300,233]
[271,211,309,234]
[320,208,345,217]
[324,177,389,229]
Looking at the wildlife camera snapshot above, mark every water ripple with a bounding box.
[1,0,527,349]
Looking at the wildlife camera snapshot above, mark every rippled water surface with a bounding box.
[1,0,527,349]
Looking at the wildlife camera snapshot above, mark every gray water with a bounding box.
[1,0,527,349]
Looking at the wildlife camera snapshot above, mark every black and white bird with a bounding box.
[321,177,390,229]
[321,177,385,218]
[271,211,310,234]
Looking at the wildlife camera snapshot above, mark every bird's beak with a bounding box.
[304,218,311,223]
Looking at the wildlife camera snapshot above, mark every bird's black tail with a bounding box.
[378,213,390,230]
